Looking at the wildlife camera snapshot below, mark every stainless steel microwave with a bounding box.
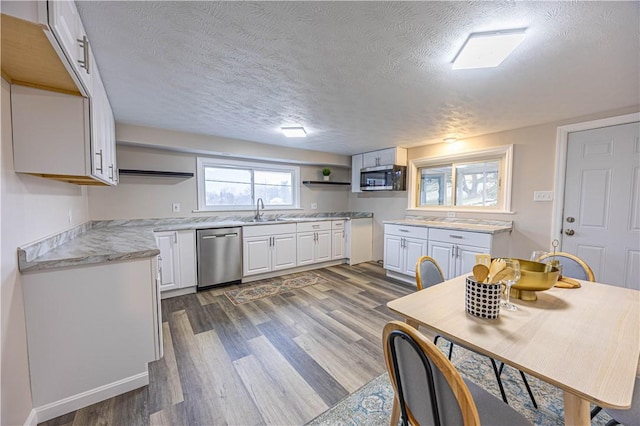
[360,165,407,191]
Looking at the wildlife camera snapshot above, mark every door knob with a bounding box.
[566,217,575,223]
[565,229,575,236]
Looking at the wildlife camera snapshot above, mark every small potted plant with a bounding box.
[322,168,331,181]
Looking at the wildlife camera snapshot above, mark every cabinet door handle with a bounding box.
[449,235,463,239]
[451,246,455,258]
[399,229,409,233]
[95,149,103,172]
[109,164,114,180]
[77,35,90,74]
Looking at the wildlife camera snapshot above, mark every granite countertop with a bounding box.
[383,216,513,234]
[18,212,373,273]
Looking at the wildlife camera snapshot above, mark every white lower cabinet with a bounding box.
[332,220,346,260]
[428,228,509,280]
[383,224,429,280]
[297,221,332,265]
[243,223,297,276]
[155,230,196,293]
[21,257,161,419]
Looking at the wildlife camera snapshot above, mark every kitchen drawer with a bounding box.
[429,228,491,248]
[243,223,296,238]
[384,224,429,240]
[297,221,331,233]
[331,220,345,230]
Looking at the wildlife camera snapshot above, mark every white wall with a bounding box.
[349,106,640,260]
[1,79,90,425]
[88,144,351,220]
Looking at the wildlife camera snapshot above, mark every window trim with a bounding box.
[407,145,514,213]
[196,157,301,212]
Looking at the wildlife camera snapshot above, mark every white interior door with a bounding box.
[563,121,640,288]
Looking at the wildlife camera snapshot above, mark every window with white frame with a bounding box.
[196,157,300,211]
[409,145,513,212]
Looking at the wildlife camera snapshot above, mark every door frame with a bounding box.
[551,112,640,247]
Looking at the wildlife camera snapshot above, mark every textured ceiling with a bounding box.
[76,1,640,155]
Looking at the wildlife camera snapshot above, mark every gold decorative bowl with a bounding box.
[510,259,560,301]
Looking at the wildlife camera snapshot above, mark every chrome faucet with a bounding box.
[255,198,265,221]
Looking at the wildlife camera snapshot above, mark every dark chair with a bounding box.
[383,321,532,426]
[591,375,640,425]
[415,255,539,409]
[538,252,595,281]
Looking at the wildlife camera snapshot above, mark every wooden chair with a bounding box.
[383,321,531,426]
[415,255,445,291]
[538,252,595,281]
[415,255,539,409]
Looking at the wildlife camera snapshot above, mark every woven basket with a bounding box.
[465,276,501,319]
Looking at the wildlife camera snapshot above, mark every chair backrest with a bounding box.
[538,252,595,281]
[416,256,445,290]
[382,321,481,426]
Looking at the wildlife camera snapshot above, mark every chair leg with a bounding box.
[447,341,454,360]
[605,419,620,426]
[518,370,538,409]
[590,406,602,419]
[489,358,509,404]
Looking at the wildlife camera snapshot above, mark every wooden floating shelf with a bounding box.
[303,180,351,186]
[118,169,194,178]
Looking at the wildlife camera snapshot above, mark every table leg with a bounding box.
[563,391,590,426]
[390,394,400,426]
[405,319,419,329]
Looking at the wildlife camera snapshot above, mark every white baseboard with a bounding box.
[23,409,38,426]
[34,372,149,423]
[161,285,196,299]
[386,270,418,286]
[241,259,346,283]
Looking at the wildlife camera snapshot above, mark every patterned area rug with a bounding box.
[306,342,614,426]
[225,272,330,305]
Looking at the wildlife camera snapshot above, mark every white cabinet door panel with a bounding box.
[297,232,315,265]
[384,235,403,272]
[177,230,196,288]
[156,232,179,291]
[332,229,346,259]
[243,237,271,276]
[273,234,297,271]
[403,238,427,277]
[429,241,455,280]
[315,231,332,262]
[456,245,485,277]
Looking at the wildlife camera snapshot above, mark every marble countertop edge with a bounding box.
[17,212,374,272]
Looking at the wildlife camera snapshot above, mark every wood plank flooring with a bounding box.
[39,262,414,426]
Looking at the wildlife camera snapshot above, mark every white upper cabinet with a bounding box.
[48,0,92,92]
[361,147,407,168]
[3,1,117,185]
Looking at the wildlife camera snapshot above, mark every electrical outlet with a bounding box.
[533,191,554,202]
[172,202,181,212]
[311,202,318,210]
[446,211,456,218]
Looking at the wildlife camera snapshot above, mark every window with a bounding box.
[409,145,513,212]
[197,157,300,211]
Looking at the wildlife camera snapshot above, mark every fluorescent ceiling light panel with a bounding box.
[452,29,526,70]
[281,126,307,137]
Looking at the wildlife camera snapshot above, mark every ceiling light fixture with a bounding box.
[281,126,307,138]
[452,28,526,70]
[444,137,457,143]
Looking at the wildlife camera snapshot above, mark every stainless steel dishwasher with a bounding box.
[197,227,242,290]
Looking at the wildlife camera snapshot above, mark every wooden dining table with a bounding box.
[387,274,639,425]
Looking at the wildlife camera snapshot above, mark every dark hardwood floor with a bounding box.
[40,262,414,426]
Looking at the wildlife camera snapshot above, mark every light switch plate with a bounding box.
[533,191,553,201]
[172,202,181,212]
[311,202,318,210]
